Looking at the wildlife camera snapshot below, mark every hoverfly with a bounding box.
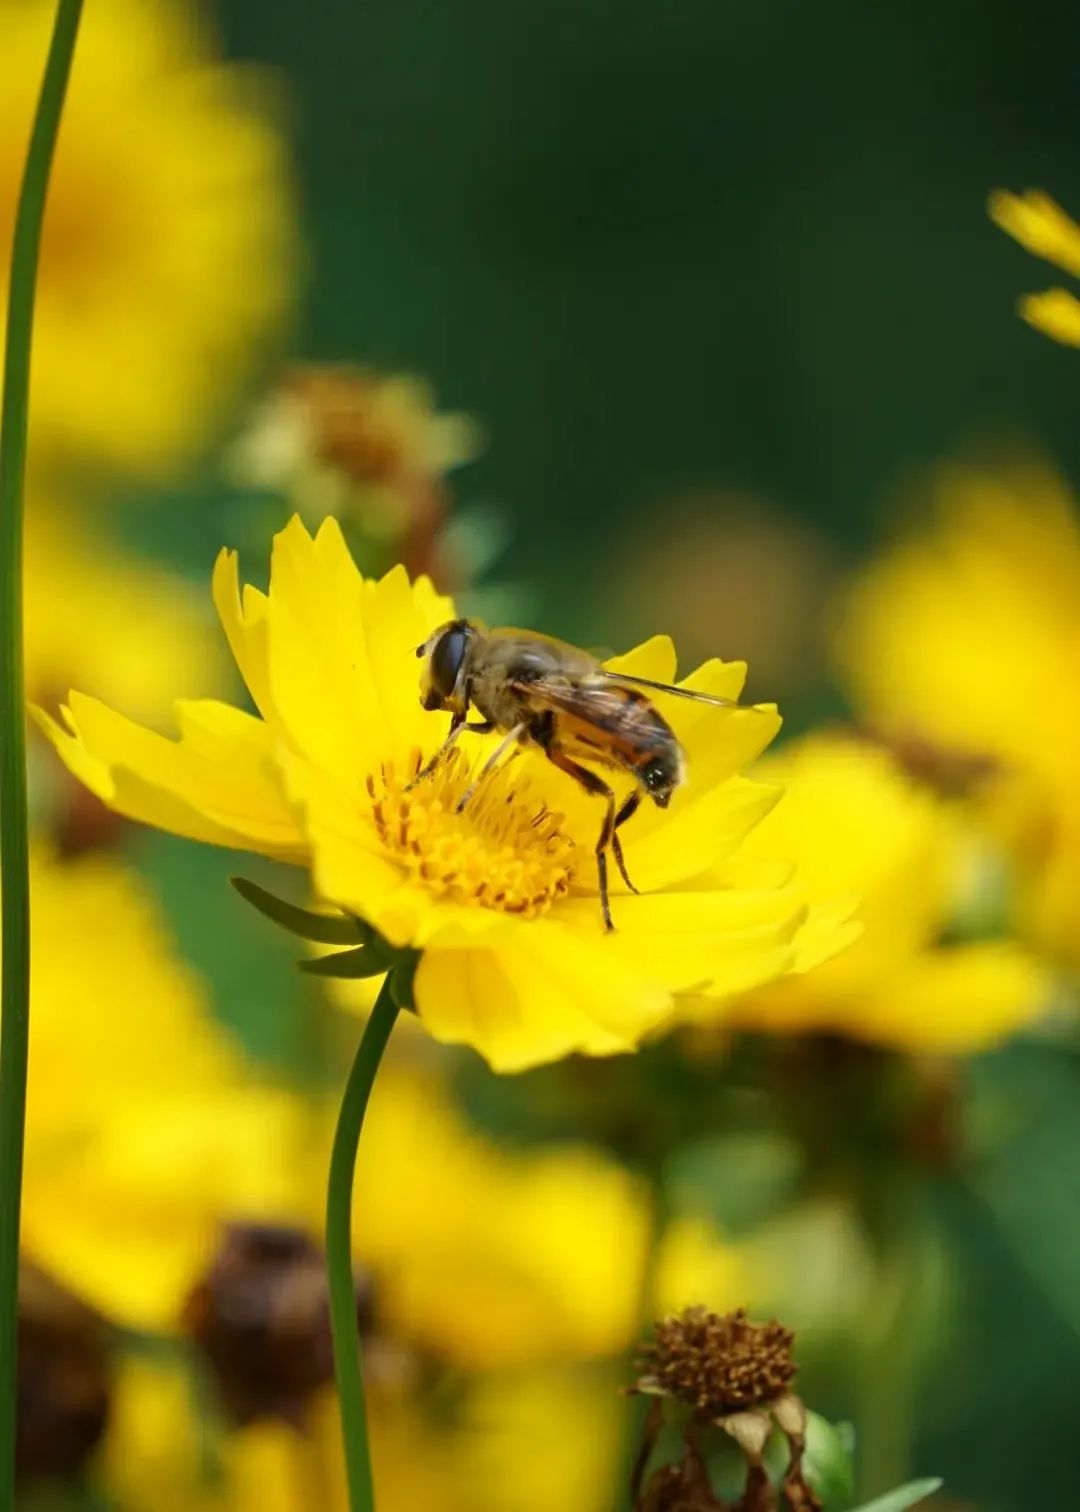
[413,619,761,931]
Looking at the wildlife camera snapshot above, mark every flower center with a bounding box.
[367,748,577,917]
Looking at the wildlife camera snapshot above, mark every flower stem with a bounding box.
[326,978,400,1512]
[0,0,83,1499]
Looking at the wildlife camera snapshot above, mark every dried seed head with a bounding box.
[639,1306,797,1418]
[17,1260,111,1484]
[183,1222,374,1426]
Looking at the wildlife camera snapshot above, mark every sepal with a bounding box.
[230,876,366,945]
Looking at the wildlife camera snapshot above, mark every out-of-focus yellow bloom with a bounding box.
[354,1065,648,1369]
[837,461,1080,968]
[654,1216,750,1317]
[22,847,302,1331]
[0,0,296,478]
[26,502,222,718]
[704,734,1047,1051]
[103,1358,620,1512]
[38,515,836,1072]
[990,189,1080,345]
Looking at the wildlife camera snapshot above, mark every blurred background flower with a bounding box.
[0,0,296,483]
[990,189,1080,346]
[836,458,1080,970]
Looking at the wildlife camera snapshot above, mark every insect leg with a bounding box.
[454,722,527,813]
[407,717,495,790]
[543,747,618,931]
[611,790,641,895]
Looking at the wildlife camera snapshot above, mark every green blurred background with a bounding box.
[219,0,1080,620]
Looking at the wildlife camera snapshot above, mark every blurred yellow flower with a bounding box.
[0,0,296,478]
[990,188,1080,345]
[837,460,1080,968]
[103,1357,620,1512]
[708,734,1047,1051]
[38,515,829,1072]
[22,847,302,1331]
[26,501,222,719]
[354,1065,648,1369]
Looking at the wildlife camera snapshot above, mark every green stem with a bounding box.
[614,1170,672,1511]
[326,979,400,1512]
[0,0,83,1499]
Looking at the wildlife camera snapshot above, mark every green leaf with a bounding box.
[848,1477,942,1512]
[299,947,389,980]
[803,1414,855,1507]
[230,876,366,945]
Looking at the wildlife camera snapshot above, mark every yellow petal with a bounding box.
[790,897,863,973]
[414,920,671,1072]
[852,941,1050,1052]
[34,693,305,859]
[265,516,452,782]
[616,775,783,894]
[212,546,275,720]
[1020,288,1080,347]
[564,886,805,996]
[990,189,1080,278]
[602,633,678,683]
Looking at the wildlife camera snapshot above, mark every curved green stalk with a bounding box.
[326,979,400,1511]
[0,0,83,1498]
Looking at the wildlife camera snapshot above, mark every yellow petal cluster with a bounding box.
[39,515,836,1071]
[0,0,296,478]
[21,847,302,1331]
[709,733,1048,1051]
[837,459,1080,969]
[990,188,1080,345]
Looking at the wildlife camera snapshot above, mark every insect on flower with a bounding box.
[414,620,765,931]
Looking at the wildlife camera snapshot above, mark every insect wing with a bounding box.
[596,667,761,711]
[507,674,653,755]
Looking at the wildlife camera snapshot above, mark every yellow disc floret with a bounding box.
[367,750,576,918]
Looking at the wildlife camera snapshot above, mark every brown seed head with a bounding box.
[183,1222,374,1426]
[17,1260,111,1484]
[639,1306,797,1418]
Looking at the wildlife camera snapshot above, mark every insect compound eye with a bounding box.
[641,755,675,806]
[429,624,469,701]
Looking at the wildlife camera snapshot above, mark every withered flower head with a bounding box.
[639,1306,797,1419]
[229,362,480,577]
[631,1309,819,1512]
[17,1260,111,1484]
[183,1222,374,1426]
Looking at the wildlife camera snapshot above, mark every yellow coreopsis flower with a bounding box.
[38,514,827,1072]
[0,0,296,478]
[990,188,1080,346]
[705,733,1047,1051]
[836,460,1080,968]
[22,847,303,1331]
